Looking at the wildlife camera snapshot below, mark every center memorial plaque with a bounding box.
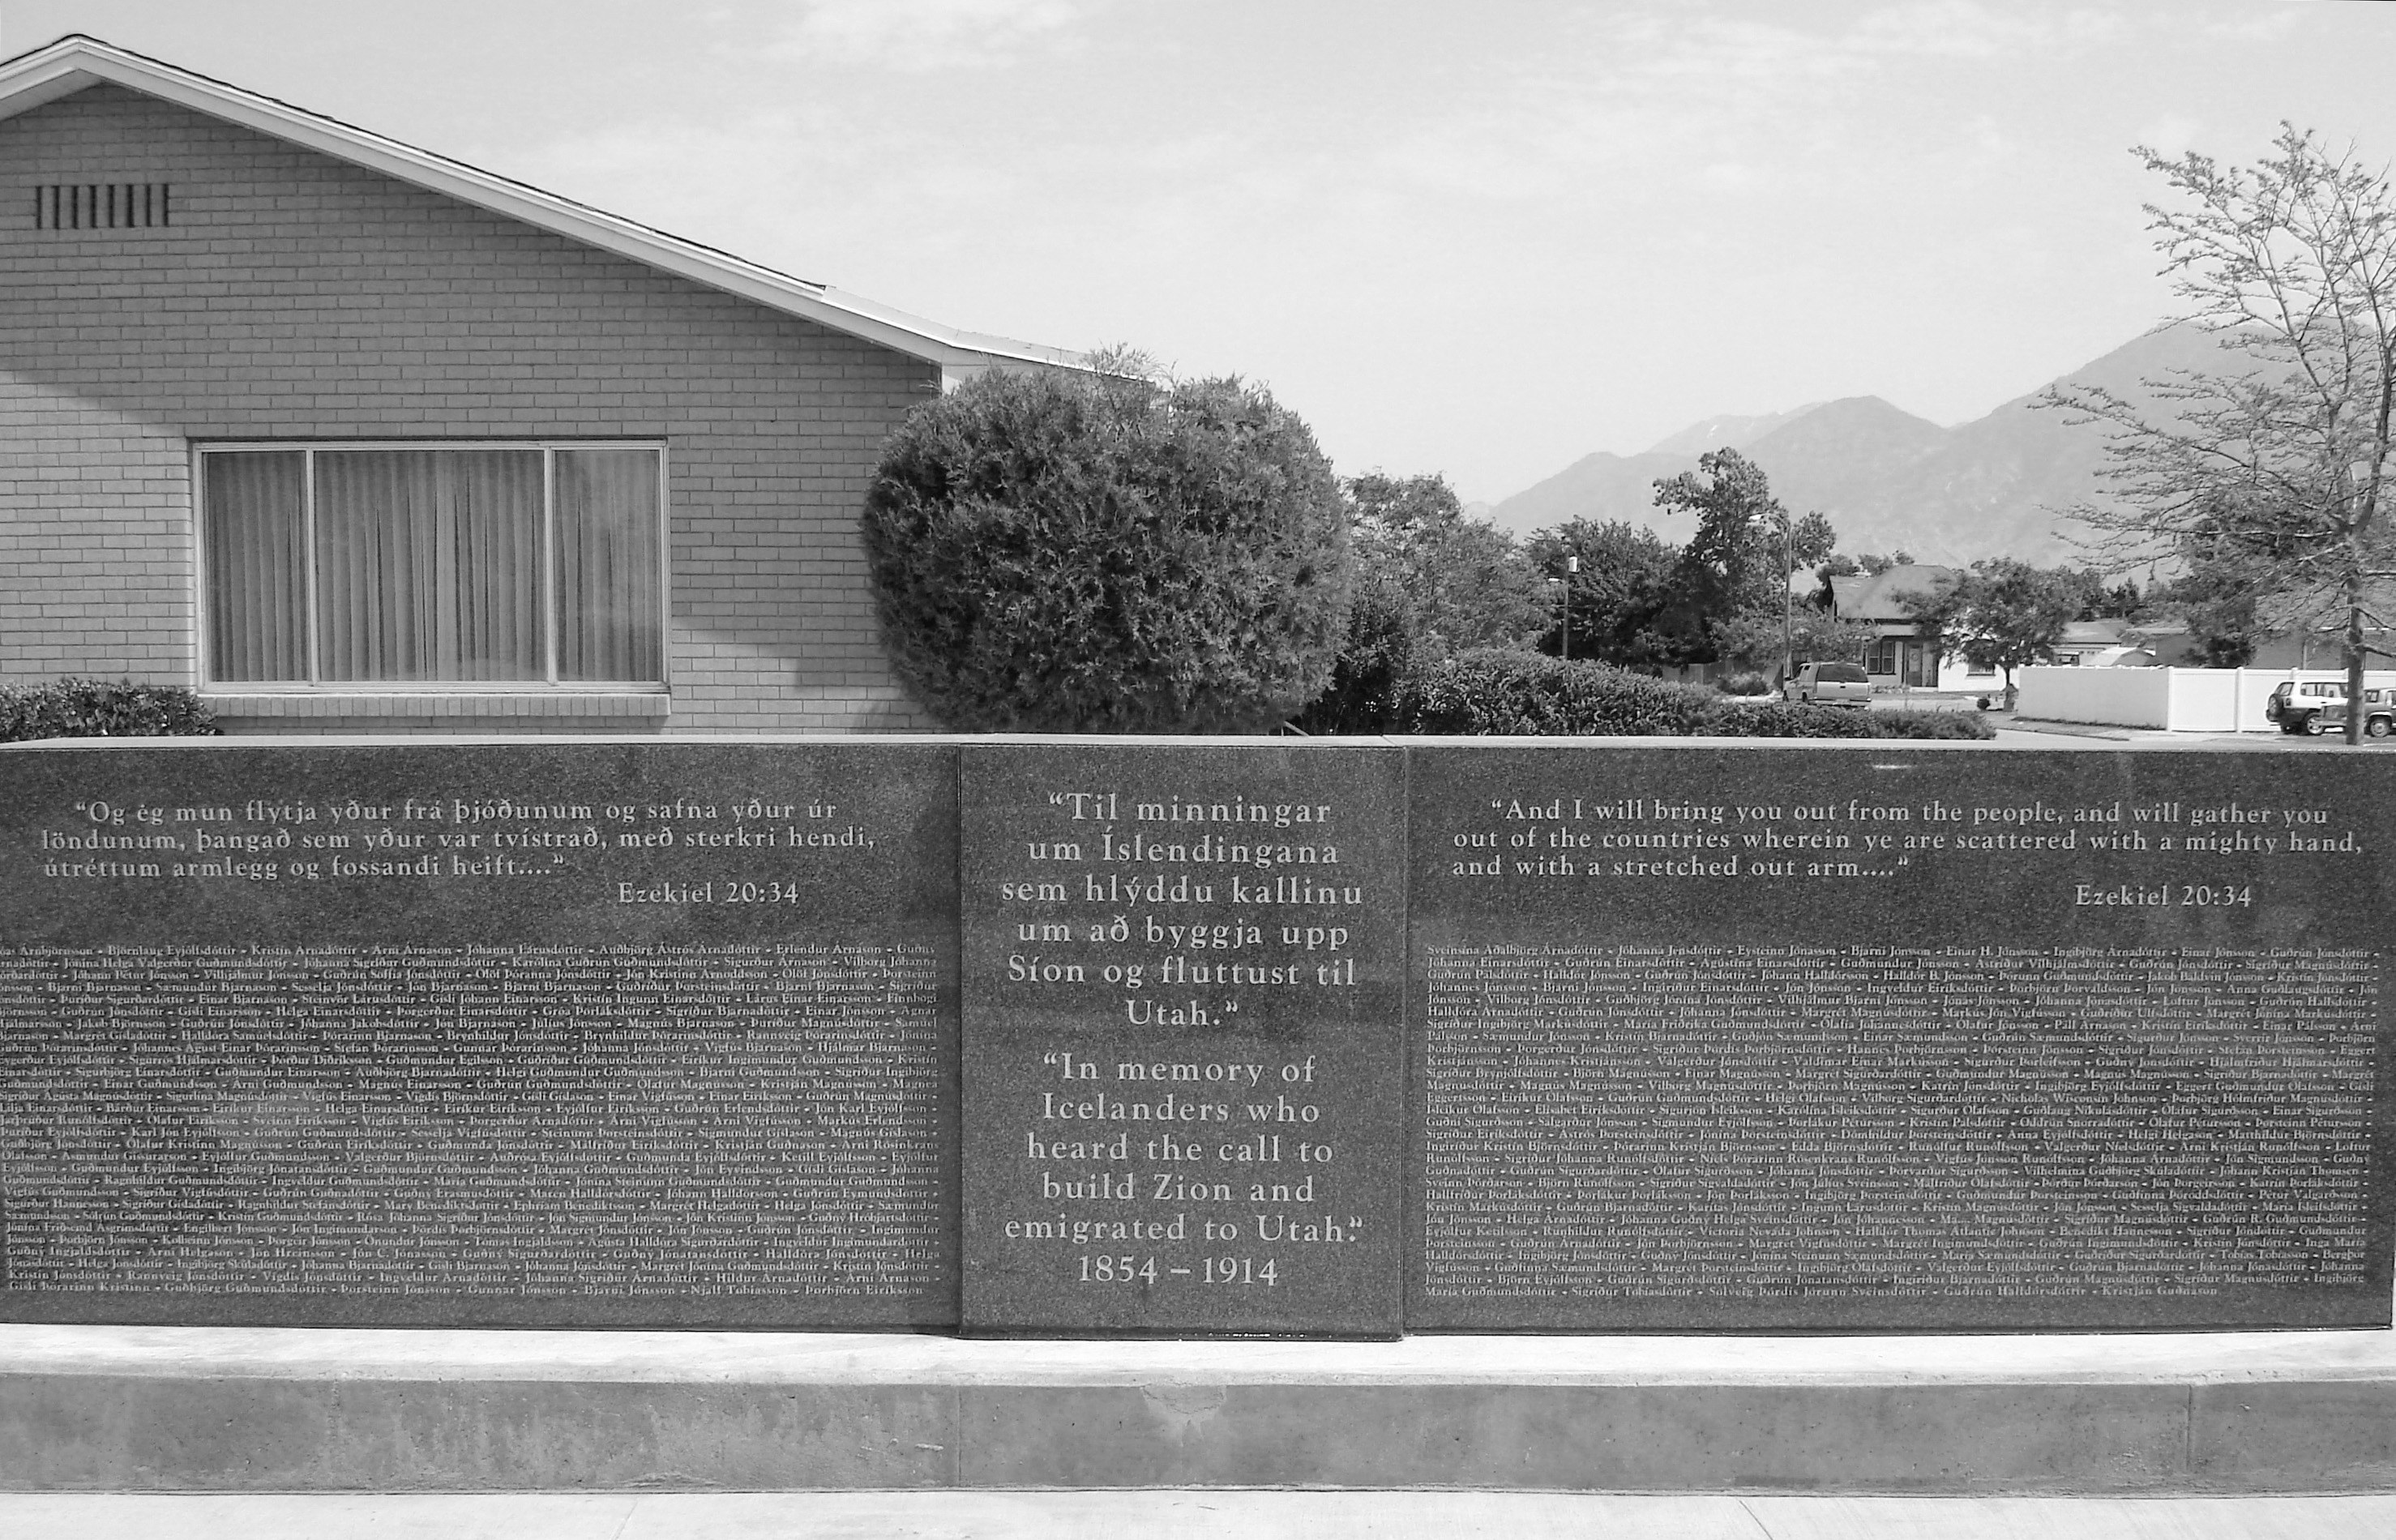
[958,743,1406,1336]
[0,741,959,1328]
[1409,744,2394,1332]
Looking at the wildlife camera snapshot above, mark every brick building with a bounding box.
[0,36,1075,734]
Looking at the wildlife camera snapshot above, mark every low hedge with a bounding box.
[1700,698,1882,738]
[1400,652,1991,740]
[1404,652,1714,735]
[0,679,219,743]
[1717,670,1773,697]
[1854,708,1997,741]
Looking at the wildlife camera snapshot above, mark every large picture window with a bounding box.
[199,443,665,687]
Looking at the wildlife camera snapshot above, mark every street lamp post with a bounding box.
[1778,524,1793,687]
[1563,554,1579,662]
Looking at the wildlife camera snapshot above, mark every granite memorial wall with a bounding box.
[1410,746,2393,1332]
[0,739,2387,1336]
[0,742,960,1327]
[958,745,1407,1335]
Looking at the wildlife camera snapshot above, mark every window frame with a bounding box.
[193,439,670,693]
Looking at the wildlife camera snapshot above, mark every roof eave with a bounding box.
[0,36,1083,373]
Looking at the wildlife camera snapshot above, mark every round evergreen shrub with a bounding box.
[861,369,1350,733]
[1718,670,1773,697]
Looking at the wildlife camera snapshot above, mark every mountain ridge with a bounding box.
[1489,324,2225,567]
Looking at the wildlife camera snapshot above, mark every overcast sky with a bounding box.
[12,1,2396,503]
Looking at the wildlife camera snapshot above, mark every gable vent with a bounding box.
[34,183,171,230]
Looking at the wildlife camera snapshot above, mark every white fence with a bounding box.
[2016,667,2396,733]
[2015,667,2171,728]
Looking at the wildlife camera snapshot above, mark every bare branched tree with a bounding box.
[2045,125,2396,742]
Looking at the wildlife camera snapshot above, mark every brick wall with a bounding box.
[0,83,939,734]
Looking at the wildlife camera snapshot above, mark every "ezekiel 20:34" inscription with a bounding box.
[1408,745,2390,1333]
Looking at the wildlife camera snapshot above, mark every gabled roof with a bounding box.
[0,34,1083,376]
[1829,563,1959,622]
[2059,618,2129,648]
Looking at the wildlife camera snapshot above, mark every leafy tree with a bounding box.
[1300,473,1544,733]
[1523,520,1680,664]
[1649,451,1834,664]
[1709,606,1874,675]
[2156,562,2265,666]
[1901,560,2081,709]
[1345,473,1547,654]
[2049,125,2396,742]
[1715,512,1843,682]
[861,367,1350,732]
[1813,553,1862,597]
[2053,566,2112,621]
[1651,449,1776,622]
[1298,565,1416,733]
[2046,566,2146,621]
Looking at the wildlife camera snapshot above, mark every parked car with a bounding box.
[1781,661,1873,708]
[2269,680,2395,738]
[2266,678,2341,733]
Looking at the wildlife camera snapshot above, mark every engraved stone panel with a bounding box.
[1409,745,2394,1331]
[0,742,959,1327]
[959,743,1407,1335]
[15,737,2383,1338]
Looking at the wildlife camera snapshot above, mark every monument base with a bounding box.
[2,1325,2393,1494]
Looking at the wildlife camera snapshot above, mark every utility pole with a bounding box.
[1778,518,1794,687]
[1563,554,1578,662]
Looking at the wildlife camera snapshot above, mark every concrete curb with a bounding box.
[5,1326,2394,1494]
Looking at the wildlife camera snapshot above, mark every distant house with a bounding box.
[0,36,1078,735]
[2046,618,2157,669]
[1832,567,2176,687]
[1825,564,1996,690]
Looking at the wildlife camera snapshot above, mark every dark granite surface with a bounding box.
[956,743,1408,1336]
[4,738,2384,1338]
[0,742,960,1328]
[1407,744,2395,1331]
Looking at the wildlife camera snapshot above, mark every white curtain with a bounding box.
[204,446,661,685]
[203,451,307,682]
[314,450,544,682]
[554,448,662,682]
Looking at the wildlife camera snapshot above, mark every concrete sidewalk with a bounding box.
[1994,716,2396,749]
[4,1491,2396,1538]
